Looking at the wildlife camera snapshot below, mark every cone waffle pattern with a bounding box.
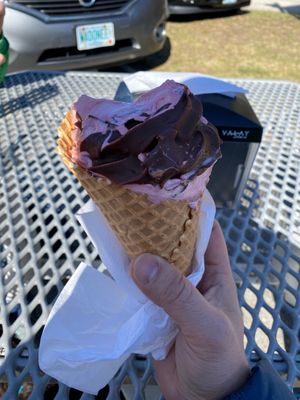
[57,112,201,275]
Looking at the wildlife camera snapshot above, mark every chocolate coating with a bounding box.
[73,80,222,185]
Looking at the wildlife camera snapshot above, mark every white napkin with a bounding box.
[123,71,247,98]
[39,190,216,395]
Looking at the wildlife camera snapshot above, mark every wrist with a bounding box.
[229,362,251,393]
[217,361,251,400]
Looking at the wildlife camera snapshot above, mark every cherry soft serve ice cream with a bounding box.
[57,80,222,274]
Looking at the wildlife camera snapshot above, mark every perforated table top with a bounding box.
[0,72,299,399]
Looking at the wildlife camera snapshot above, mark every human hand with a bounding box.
[130,221,250,400]
[0,1,6,66]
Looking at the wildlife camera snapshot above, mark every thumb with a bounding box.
[131,254,217,338]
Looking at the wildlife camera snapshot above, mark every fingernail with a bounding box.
[133,254,159,285]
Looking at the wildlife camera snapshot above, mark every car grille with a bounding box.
[37,39,133,63]
[9,0,131,17]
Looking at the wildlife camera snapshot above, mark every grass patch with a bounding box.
[151,11,300,83]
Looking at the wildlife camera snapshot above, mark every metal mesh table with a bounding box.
[0,72,299,399]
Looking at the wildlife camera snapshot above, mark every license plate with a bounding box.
[76,22,115,51]
[222,0,237,4]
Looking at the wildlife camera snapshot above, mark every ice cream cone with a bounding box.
[57,112,200,275]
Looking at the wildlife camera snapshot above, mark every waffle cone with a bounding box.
[57,112,201,275]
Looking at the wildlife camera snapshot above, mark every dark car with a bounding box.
[168,0,250,14]
[4,0,168,72]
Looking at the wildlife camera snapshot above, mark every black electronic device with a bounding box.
[198,93,263,208]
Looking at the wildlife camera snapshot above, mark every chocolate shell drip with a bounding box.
[73,80,222,185]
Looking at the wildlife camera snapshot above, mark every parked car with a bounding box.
[3,0,168,72]
[168,0,250,14]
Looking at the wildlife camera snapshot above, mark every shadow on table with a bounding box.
[0,163,299,398]
[0,83,59,118]
[0,134,28,170]
[0,70,65,90]
[0,346,154,399]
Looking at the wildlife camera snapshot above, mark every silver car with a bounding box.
[3,0,168,72]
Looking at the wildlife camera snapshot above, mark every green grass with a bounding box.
[150,11,300,83]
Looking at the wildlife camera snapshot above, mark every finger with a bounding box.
[199,220,236,293]
[130,253,219,338]
[199,221,242,324]
[152,348,184,400]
